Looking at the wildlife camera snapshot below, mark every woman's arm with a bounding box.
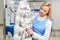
[32,20,52,40]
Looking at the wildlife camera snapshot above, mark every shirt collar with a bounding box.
[37,15,47,21]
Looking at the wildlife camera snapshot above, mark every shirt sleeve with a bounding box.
[32,20,52,40]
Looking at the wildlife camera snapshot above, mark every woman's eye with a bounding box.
[44,10,47,12]
[40,8,43,10]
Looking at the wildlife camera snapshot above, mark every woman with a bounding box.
[26,2,52,40]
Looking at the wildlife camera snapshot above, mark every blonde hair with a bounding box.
[40,2,52,18]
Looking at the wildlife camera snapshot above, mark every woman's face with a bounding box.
[39,6,49,17]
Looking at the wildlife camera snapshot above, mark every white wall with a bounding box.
[52,0,60,30]
[0,0,4,24]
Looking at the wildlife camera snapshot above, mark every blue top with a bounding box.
[32,16,48,40]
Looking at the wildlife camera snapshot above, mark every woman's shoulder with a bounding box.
[45,18,52,28]
[46,18,52,25]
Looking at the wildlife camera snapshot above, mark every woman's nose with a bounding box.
[40,10,43,13]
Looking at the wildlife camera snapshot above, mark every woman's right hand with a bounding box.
[26,28,33,36]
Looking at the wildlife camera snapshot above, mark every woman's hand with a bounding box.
[26,28,33,36]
